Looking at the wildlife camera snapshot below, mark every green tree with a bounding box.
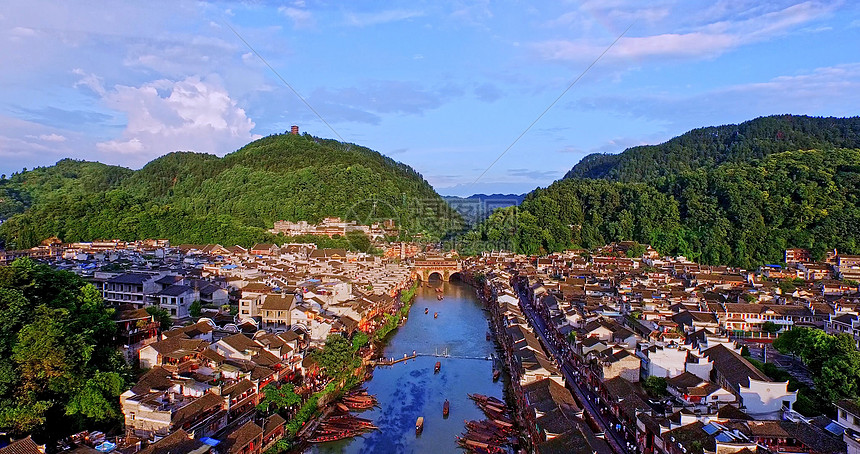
[313,334,353,378]
[189,300,202,318]
[146,305,173,331]
[65,372,124,423]
[256,383,301,413]
[626,242,647,258]
[773,327,860,405]
[761,321,780,334]
[351,332,369,353]
[778,280,797,294]
[643,376,668,397]
[0,258,129,440]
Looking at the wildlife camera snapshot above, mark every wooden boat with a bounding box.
[437,295,443,300]
[492,369,500,381]
[425,308,429,314]
[416,416,424,434]
[336,402,350,413]
[434,311,439,317]
[434,361,441,373]
[443,399,450,417]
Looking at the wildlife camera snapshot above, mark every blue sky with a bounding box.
[2,1,860,196]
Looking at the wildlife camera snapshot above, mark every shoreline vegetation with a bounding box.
[270,280,419,454]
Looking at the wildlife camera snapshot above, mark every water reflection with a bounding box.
[307,279,505,454]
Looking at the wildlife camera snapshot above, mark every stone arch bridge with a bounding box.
[413,257,462,282]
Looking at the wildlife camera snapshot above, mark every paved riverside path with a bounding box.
[517,289,632,454]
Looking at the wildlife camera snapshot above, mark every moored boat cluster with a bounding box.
[457,394,515,453]
[308,388,379,443]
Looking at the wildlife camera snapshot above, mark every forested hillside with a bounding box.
[0,133,461,249]
[461,148,860,267]
[564,115,860,182]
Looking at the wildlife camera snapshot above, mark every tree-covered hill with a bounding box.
[0,133,461,249]
[461,148,860,267]
[564,115,860,182]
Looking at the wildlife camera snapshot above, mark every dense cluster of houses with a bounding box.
[16,238,425,454]
[6,235,860,454]
[462,243,860,454]
[268,217,398,239]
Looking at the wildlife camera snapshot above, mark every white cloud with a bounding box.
[91,76,260,166]
[72,68,106,96]
[97,137,143,154]
[279,6,313,27]
[9,26,36,38]
[577,62,860,127]
[531,1,838,63]
[344,9,424,27]
[38,133,67,142]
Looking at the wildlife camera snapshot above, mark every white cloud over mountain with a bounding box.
[90,76,260,165]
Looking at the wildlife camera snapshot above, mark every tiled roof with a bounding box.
[222,421,263,454]
[702,344,770,390]
[107,273,151,284]
[137,429,207,454]
[0,437,41,454]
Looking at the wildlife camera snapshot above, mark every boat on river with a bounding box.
[425,308,429,314]
[492,369,500,381]
[443,399,450,417]
[416,416,424,434]
[435,361,441,373]
[437,294,443,300]
[434,311,439,317]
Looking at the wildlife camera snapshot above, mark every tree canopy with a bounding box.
[773,327,860,404]
[0,258,129,441]
[565,115,860,182]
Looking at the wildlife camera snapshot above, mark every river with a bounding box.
[307,278,505,454]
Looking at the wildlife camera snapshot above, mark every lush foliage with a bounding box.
[311,334,354,378]
[257,383,301,413]
[774,327,860,405]
[286,394,319,436]
[146,305,173,331]
[189,300,202,318]
[0,259,130,440]
[459,178,681,256]
[643,376,668,398]
[462,148,860,266]
[0,134,462,249]
[565,115,860,181]
[400,280,418,305]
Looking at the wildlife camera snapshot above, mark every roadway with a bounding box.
[516,286,636,454]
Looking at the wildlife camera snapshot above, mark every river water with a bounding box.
[307,278,505,454]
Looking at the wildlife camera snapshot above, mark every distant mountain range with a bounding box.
[0,133,462,249]
[442,193,525,225]
[461,115,860,267]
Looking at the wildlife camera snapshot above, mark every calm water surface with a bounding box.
[307,279,504,454]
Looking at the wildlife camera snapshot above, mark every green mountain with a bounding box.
[564,115,860,182]
[461,116,860,267]
[0,133,461,249]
